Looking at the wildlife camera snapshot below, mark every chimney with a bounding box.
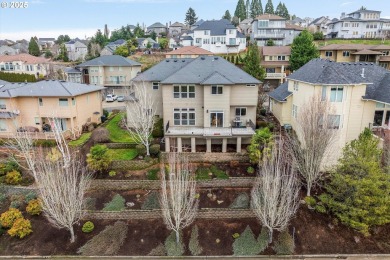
[341,12,345,19]
[170,21,171,26]
[361,68,365,78]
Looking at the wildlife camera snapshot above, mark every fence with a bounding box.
[160,152,250,163]
[89,177,255,190]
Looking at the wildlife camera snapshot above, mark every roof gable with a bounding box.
[194,19,236,36]
[78,55,141,67]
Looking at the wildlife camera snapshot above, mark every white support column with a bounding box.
[236,137,242,153]
[222,138,227,153]
[206,138,212,153]
[165,137,170,152]
[177,137,182,153]
[191,137,196,153]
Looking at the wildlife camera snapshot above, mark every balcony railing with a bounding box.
[253,33,285,39]
[103,80,131,86]
[265,73,287,79]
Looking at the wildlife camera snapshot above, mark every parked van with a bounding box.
[105,94,117,102]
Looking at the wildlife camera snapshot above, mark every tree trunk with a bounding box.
[146,143,150,156]
[268,228,273,244]
[69,226,75,243]
[307,183,312,197]
[175,230,180,244]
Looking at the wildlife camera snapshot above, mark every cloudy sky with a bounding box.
[0,0,389,40]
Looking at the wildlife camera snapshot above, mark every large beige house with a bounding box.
[133,56,261,153]
[269,58,390,162]
[319,44,390,70]
[0,54,49,78]
[261,46,291,87]
[0,80,104,139]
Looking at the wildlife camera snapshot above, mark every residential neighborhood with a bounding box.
[0,0,389,258]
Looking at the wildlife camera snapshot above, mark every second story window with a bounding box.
[330,86,344,102]
[0,99,6,110]
[258,20,269,28]
[293,81,299,91]
[211,85,223,95]
[321,86,327,101]
[277,56,286,61]
[325,51,333,57]
[204,30,209,35]
[292,104,298,119]
[59,98,69,107]
[343,51,350,57]
[38,97,43,106]
[173,85,195,98]
[72,97,76,106]
[152,82,159,90]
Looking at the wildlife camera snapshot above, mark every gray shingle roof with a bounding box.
[194,19,236,36]
[0,79,9,85]
[134,56,261,85]
[0,80,105,98]
[148,22,166,29]
[288,58,390,104]
[268,82,292,102]
[65,67,81,74]
[77,55,141,67]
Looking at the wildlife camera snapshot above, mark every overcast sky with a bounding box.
[1,0,389,41]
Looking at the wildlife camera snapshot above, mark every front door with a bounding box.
[210,112,223,127]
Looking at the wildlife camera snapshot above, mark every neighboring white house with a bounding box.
[0,54,49,78]
[326,9,390,39]
[188,19,246,54]
[64,40,88,61]
[251,14,304,46]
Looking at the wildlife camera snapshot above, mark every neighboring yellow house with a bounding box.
[0,53,49,78]
[133,56,261,153]
[0,80,104,139]
[269,58,390,163]
[319,44,390,70]
[165,46,213,59]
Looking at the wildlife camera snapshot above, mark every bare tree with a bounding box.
[160,153,199,244]
[125,81,156,156]
[287,95,339,196]
[10,119,91,243]
[251,139,300,244]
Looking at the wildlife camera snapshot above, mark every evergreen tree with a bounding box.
[250,0,262,18]
[246,0,250,19]
[264,0,274,14]
[134,23,145,38]
[281,3,290,20]
[266,39,275,46]
[290,30,319,71]
[320,128,390,236]
[185,7,198,26]
[243,43,266,81]
[275,2,283,16]
[232,16,240,26]
[28,37,40,57]
[259,0,263,14]
[92,29,108,48]
[234,0,247,21]
[58,44,69,62]
[222,10,232,21]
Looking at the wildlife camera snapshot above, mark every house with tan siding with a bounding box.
[261,46,291,87]
[0,54,49,78]
[269,58,390,163]
[0,80,104,139]
[132,56,261,153]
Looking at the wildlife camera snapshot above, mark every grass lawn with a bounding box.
[107,149,138,160]
[316,39,390,47]
[68,132,91,147]
[105,113,137,143]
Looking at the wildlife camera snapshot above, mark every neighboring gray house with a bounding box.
[190,19,205,30]
[238,18,253,36]
[147,22,167,35]
[0,45,18,55]
[169,22,186,37]
[100,39,127,56]
[65,40,88,61]
[64,67,82,83]
[326,9,390,39]
[308,16,331,34]
[132,56,261,153]
[136,38,159,49]
[251,14,304,46]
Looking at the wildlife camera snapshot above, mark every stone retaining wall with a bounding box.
[160,152,249,163]
[111,158,159,171]
[89,177,255,190]
[83,208,255,220]
[102,143,137,149]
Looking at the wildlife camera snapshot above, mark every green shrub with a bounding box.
[232,233,240,239]
[103,194,125,211]
[257,227,270,253]
[8,218,32,239]
[0,208,23,228]
[315,204,327,214]
[189,225,203,256]
[135,144,147,156]
[91,128,110,143]
[152,118,164,138]
[195,167,211,180]
[82,221,95,233]
[210,165,229,179]
[273,230,295,255]
[109,170,117,177]
[86,144,112,173]
[164,231,184,256]
[147,168,159,180]
[229,193,250,209]
[233,225,262,255]
[304,196,316,208]
[141,191,160,210]
[5,170,22,185]
[267,123,275,131]
[247,166,255,174]
[0,160,20,175]
[33,139,57,147]
[148,243,166,256]
[84,197,97,211]
[149,144,161,157]
[10,200,21,209]
[24,192,37,203]
[26,199,42,215]
[0,193,6,205]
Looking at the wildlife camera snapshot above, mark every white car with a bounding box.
[106,94,117,102]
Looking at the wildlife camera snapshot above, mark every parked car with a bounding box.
[106,94,117,102]
[117,96,125,102]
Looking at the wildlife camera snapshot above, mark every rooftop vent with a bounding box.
[166,60,170,62]
[214,57,219,60]
[174,59,178,62]
[201,57,205,60]
[182,60,185,62]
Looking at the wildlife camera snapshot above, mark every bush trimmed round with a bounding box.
[82,221,95,233]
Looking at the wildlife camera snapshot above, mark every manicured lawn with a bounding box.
[107,149,138,160]
[316,39,390,47]
[105,113,137,143]
[68,132,91,147]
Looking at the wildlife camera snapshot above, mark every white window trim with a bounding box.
[173,108,196,126]
[152,82,159,90]
[173,85,195,99]
[211,85,223,95]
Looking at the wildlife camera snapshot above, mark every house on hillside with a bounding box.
[100,39,127,56]
[0,80,104,138]
[319,44,390,70]
[147,22,167,36]
[77,55,141,93]
[261,46,291,87]
[269,58,390,163]
[251,14,304,46]
[326,9,390,39]
[0,54,49,78]
[169,22,186,37]
[308,16,331,34]
[64,40,88,61]
[132,56,261,153]
[165,46,213,58]
[0,46,18,56]
[238,18,253,36]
